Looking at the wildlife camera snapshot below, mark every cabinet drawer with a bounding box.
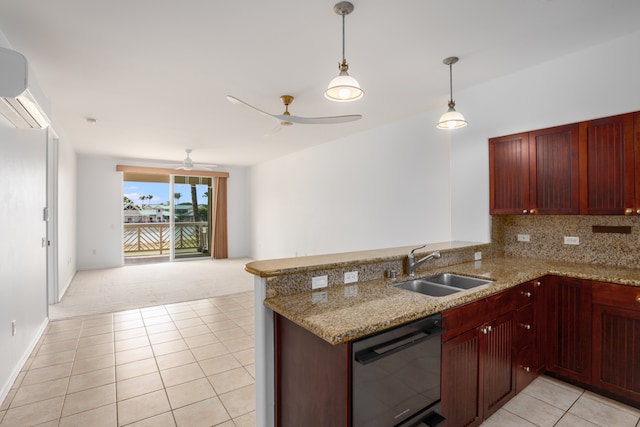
[443,289,515,340]
[515,281,535,307]
[592,281,640,311]
[516,304,534,347]
[515,344,538,393]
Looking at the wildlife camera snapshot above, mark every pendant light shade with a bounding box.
[325,2,364,102]
[437,56,467,129]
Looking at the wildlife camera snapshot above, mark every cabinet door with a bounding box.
[579,113,635,215]
[529,124,580,214]
[547,277,592,384]
[592,304,640,401]
[441,328,481,427]
[274,314,350,427]
[481,312,515,418]
[489,133,530,215]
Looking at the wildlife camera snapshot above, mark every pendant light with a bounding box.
[325,1,364,102]
[437,56,468,129]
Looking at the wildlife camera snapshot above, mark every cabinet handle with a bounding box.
[521,323,531,330]
[636,297,640,304]
[523,366,531,372]
[481,325,492,334]
[522,209,528,214]
[535,281,541,287]
[625,208,634,215]
[637,209,640,215]
[529,209,536,215]
[522,291,532,298]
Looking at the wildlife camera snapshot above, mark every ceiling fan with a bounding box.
[226,95,362,126]
[174,149,217,170]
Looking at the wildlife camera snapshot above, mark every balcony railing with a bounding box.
[123,222,208,256]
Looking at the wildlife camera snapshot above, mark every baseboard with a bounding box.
[0,316,49,407]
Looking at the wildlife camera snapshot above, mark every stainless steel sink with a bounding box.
[394,279,462,297]
[393,273,493,297]
[421,273,492,289]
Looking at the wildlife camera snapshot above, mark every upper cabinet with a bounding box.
[489,124,579,215]
[490,111,640,216]
[579,113,638,215]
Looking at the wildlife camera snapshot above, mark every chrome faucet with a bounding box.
[407,245,441,277]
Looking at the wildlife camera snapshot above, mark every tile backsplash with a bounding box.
[492,215,640,268]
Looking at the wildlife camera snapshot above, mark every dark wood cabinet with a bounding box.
[547,276,592,384]
[489,132,530,215]
[592,281,640,402]
[274,314,350,427]
[441,328,481,427]
[273,276,640,427]
[514,279,546,393]
[441,289,516,426]
[489,124,579,215]
[579,113,637,215]
[481,311,515,417]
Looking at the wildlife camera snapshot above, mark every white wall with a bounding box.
[249,112,452,260]
[76,155,251,269]
[0,30,50,404]
[450,31,640,242]
[56,134,77,296]
[0,123,49,402]
[249,31,640,260]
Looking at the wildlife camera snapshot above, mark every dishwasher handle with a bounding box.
[354,325,444,365]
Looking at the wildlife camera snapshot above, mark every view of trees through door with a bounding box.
[122,172,213,263]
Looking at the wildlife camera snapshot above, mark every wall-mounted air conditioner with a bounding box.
[0,46,50,129]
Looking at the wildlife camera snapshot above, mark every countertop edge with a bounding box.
[245,241,488,277]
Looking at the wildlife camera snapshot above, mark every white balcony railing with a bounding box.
[123,222,208,256]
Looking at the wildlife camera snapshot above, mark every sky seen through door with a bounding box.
[124,182,209,206]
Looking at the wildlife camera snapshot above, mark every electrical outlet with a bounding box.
[344,271,358,284]
[564,236,580,245]
[517,234,531,242]
[312,275,328,289]
[474,251,482,261]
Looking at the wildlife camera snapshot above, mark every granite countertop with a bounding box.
[264,257,640,345]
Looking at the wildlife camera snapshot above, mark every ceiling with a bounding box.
[1,0,639,167]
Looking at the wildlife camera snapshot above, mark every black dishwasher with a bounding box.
[351,313,445,427]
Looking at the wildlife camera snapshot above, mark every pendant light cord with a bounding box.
[449,63,453,103]
[341,12,346,62]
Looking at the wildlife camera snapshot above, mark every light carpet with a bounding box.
[49,257,255,320]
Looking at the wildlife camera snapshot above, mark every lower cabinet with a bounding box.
[274,314,350,427]
[273,276,640,427]
[546,276,592,384]
[441,289,516,426]
[592,281,640,403]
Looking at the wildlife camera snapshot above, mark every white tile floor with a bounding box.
[481,375,640,427]
[0,292,255,427]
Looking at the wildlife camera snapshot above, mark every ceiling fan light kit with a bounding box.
[325,1,364,102]
[437,56,468,130]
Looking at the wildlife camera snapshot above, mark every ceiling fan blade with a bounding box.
[226,95,279,121]
[274,114,363,125]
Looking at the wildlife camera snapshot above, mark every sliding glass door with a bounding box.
[122,172,212,264]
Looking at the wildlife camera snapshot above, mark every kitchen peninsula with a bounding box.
[246,242,640,427]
